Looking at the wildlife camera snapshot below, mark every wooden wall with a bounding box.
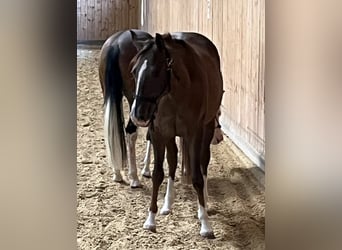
[77,0,139,41]
[143,0,265,169]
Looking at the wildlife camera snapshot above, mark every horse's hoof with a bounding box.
[142,173,152,179]
[200,231,215,239]
[130,179,142,188]
[143,223,156,233]
[141,170,151,178]
[113,173,123,182]
[160,207,171,215]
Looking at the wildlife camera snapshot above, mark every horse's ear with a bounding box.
[130,29,146,50]
[155,33,166,51]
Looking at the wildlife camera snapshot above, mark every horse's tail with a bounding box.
[103,45,127,174]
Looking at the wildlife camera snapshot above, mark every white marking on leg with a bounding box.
[143,211,156,232]
[142,140,152,177]
[104,98,123,182]
[130,59,148,121]
[197,175,214,238]
[198,204,214,238]
[160,177,175,215]
[126,132,141,187]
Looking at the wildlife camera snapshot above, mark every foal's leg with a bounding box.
[190,131,215,239]
[125,119,141,188]
[142,131,152,178]
[160,138,178,215]
[143,134,165,232]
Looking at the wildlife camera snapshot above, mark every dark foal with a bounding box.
[129,31,223,238]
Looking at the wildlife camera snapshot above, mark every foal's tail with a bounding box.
[103,45,127,173]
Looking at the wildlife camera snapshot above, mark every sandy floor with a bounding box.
[77,48,265,250]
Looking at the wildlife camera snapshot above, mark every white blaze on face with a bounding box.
[130,59,148,122]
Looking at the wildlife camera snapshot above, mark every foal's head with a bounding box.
[129,32,172,127]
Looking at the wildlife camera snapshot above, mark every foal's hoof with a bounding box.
[200,231,216,239]
[130,179,142,188]
[143,223,156,233]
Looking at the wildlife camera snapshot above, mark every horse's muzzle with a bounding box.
[131,116,150,127]
[130,99,156,127]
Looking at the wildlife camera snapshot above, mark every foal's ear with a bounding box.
[129,30,146,50]
[155,33,166,51]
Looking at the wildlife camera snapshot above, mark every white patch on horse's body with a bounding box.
[126,132,141,187]
[142,140,152,177]
[130,59,148,125]
[143,211,156,232]
[104,97,123,182]
[160,177,175,215]
[198,204,214,238]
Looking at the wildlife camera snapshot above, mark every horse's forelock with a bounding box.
[130,41,154,73]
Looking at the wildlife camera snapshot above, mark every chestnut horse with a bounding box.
[129,31,224,238]
[99,30,223,188]
[99,29,153,188]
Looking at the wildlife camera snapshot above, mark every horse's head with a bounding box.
[129,31,172,127]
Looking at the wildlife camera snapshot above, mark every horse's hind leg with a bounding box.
[142,131,152,178]
[160,137,178,215]
[190,129,215,239]
[125,119,142,188]
[201,120,215,210]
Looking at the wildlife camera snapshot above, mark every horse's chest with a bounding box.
[154,113,188,138]
[154,96,192,138]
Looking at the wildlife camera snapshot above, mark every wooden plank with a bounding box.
[94,0,102,39]
[221,0,229,113]
[128,0,137,28]
[87,0,95,40]
[80,0,87,40]
[212,0,223,57]
[122,0,129,29]
[77,0,81,39]
[101,0,107,39]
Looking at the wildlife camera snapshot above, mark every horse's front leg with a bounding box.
[189,130,215,239]
[160,137,178,215]
[125,119,141,188]
[143,132,165,232]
